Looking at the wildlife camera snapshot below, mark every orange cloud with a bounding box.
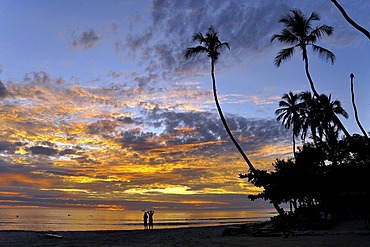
[0,173,55,188]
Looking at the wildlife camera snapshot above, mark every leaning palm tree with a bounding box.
[275,92,303,157]
[184,26,256,174]
[271,9,351,139]
[350,73,369,138]
[185,26,288,217]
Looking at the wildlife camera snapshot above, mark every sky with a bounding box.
[0,0,369,211]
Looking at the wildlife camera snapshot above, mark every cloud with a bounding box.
[112,0,292,88]
[70,30,101,50]
[0,141,16,153]
[113,108,290,165]
[59,148,77,155]
[23,71,51,85]
[0,71,292,209]
[110,0,370,90]
[0,159,57,188]
[29,146,58,155]
[0,81,8,98]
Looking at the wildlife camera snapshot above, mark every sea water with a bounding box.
[0,208,275,231]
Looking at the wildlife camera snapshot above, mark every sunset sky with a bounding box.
[0,0,369,211]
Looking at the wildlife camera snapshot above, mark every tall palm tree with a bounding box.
[185,26,287,217]
[271,9,351,139]
[350,73,369,138]
[184,26,256,173]
[275,92,303,157]
[331,0,370,40]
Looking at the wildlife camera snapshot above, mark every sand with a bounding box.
[1,219,369,247]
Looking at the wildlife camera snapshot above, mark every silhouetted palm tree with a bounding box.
[317,94,349,143]
[275,92,303,157]
[184,26,256,173]
[350,73,369,138]
[271,9,351,138]
[299,91,320,146]
[331,0,370,40]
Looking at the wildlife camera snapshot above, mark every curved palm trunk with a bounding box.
[331,0,370,40]
[303,51,351,138]
[350,73,369,138]
[211,59,284,216]
[211,59,256,174]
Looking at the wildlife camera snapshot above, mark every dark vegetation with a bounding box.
[186,2,369,232]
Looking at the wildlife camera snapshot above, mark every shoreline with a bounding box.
[1,220,369,247]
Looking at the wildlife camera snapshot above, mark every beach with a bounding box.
[1,219,369,247]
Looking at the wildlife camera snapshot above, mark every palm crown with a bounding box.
[184,26,230,63]
[271,9,335,67]
[275,92,303,131]
[275,92,303,156]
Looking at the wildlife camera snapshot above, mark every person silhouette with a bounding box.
[143,211,148,230]
[147,210,154,229]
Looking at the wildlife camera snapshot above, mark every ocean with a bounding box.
[0,208,275,231]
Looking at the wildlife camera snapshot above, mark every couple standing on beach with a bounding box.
[143,210,154,230]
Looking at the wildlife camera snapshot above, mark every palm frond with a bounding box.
[312,45,335,64]
[285,9,303,28]
[275,112,286,122]
[310,25,334,40]
[192,32,206,43]
[271,29,298,45]
[332,99,349,118]
[184,46,208,59]
[270,34,279,43]
[216,42,230,50]
[278,101,290,108]
[273,47,296,67]
[212,42,230,63]
[278,13,292,25]
[307,12,320,23]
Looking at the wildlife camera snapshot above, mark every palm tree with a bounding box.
[331,0,370,40]
[185,26,288,217]
[299,91,320,146]
[317,94,349,144]
[271,9,351,139]
[321,94,348,122]
[184,26,256,173]
[275,92,303,157]
[350,73,369,138]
